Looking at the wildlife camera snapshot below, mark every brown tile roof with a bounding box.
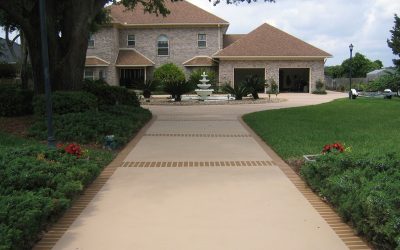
[223,34,246,48]
[215,23,332,58]
[116,49,155,66]
[109,1,229,26]
[85,56,110,66]
[183,56,218,67]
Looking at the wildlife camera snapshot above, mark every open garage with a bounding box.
[234,68,265,91]
[279,68,310,93]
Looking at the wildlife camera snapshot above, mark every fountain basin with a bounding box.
[195,89,214,100]
[197,84,211,89]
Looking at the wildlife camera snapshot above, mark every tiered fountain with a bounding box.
[195,72,214,101]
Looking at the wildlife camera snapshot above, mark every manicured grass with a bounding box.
[243,97,400,160]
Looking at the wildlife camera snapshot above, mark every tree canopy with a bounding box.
[325,52,383,78]
[387,14,400,68]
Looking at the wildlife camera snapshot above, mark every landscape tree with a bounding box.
[387,14,400,68]
[0,0,275,93]
[326,53,383,78]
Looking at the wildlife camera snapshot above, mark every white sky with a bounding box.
[2,0,399,66]
[188,0,400,66]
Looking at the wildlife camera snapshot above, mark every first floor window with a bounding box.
[88,34,95,48]
[84,69,94,80]
[99,69,106,80]
[127,34,135,47]
[198,34,206,48]
[157,35,169,56]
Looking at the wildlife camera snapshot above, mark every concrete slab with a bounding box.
[124,136,271,162]
[53,166,347,250]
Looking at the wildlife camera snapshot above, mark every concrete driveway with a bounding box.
[48,92,369,250]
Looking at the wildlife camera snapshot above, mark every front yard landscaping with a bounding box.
[244,97,400,250]
[0,81,152,249]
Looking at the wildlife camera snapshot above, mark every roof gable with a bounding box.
[215,23,331,58]
[110,1,229,26]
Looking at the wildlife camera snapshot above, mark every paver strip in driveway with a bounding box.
[37,92,370,250]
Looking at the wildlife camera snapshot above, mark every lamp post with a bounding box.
[39,0,56,147]
[349,43,354,99]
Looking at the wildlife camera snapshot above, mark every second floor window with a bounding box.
[88,34,95,48]
[157,35,169,56]
[127,34,135,47]
[198,34,206,48]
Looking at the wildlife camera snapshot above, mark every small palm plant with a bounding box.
[222,84,249,100]
[163,80,194,102]
[267,78,279,101]
[139,80,158,98]
[242,75,266,99]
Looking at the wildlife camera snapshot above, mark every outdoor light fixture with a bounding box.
[349,43,354,99]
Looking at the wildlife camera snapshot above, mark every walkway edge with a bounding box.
[33,115,157,250]
[239,116,371,250]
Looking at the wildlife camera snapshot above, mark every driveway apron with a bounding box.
[51,93,359,250]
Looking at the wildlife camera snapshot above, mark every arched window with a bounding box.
[157,35,169,56]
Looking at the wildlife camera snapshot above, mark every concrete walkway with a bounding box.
[51,92,361,250]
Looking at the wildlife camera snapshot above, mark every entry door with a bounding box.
[120,68,145,88]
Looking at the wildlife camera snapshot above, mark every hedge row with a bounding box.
[29,105,151,146]
[0,84,33,116]
[301,153,400,250]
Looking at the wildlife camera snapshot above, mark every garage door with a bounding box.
[279,68,310,92]
[234,68,265,92]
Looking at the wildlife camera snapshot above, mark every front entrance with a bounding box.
[234,68,265,92]
[119,68,145,88]
[279,68,310,92]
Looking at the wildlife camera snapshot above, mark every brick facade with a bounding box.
[218,60,325,93]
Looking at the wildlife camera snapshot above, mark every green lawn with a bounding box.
[243,97,400,160]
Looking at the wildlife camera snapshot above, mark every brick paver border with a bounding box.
[33,116,157,250]
[121,160,275,167]
[239,117,371,250]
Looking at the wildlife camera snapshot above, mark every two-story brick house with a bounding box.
[85,0,331,92]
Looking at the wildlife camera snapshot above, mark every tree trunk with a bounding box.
[20,31,30,89]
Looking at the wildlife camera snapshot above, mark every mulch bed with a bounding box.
[0,115,35,137]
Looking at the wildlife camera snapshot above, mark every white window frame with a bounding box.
[88,34,95,48]
[84,69,94,80]
[157,35,169,56]
[198,33,206,48]
[127,34,135,47]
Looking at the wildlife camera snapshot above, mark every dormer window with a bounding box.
[127,34,135,47]
[198,34,206,48]
[157,35,169,56]
[88,34,95,48]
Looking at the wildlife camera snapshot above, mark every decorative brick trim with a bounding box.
[121,160,274,168]
[145,133,251,137]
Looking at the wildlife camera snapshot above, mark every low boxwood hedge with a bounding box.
[301,153,400,250]
[0,84,33,117]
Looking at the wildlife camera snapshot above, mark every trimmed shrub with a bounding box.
[301,153,400,249]
[33,91,98,115]
[0,63,17,78]
[0,84,33,116]
[153,63,185,84]
[83,80,139,106]
[29,106,151,145]
[163,80,195,101]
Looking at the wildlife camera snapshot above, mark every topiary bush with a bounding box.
[0,84,33,117]
[33,91,98,115]
[153,63,185,85]
[312,79,327,94]
[301,153,400,250]
[83,80,139,106]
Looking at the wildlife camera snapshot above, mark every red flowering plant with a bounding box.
[57,143,85,158]
[322,142,346,154]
